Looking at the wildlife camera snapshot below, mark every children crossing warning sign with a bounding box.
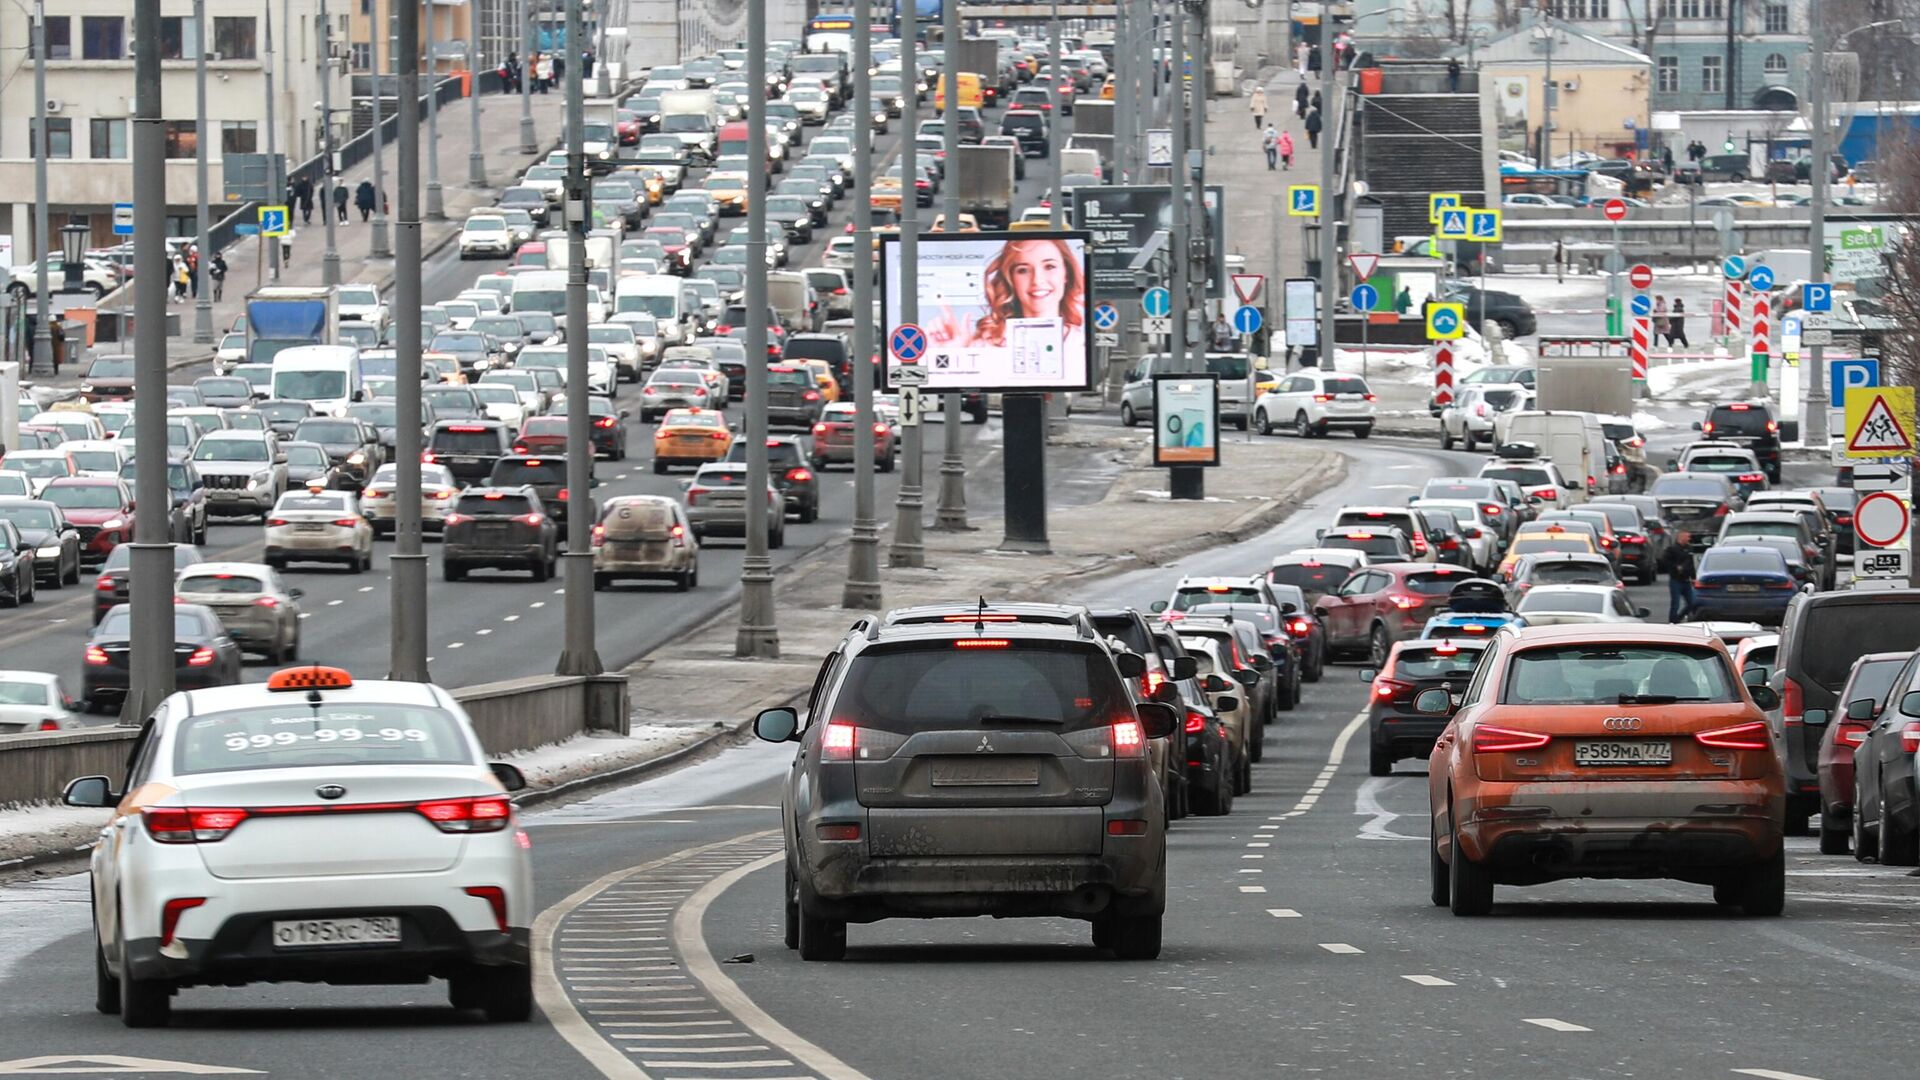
[1845,386,1916,458]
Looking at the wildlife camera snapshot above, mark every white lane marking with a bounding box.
[673,851,872,1080]
[447,642,464,649]
[298,612,312,620]
[477,628,493,636]
[1318,943,1364,955]
[1369,484,1415,491]
[1523,1018,1592,1033]
[0,1058,264,1075]
[1356,777,1425,842]
[619,1045,772,1053]
[1401,974,1455,987]
[554,587,566,594]
[1732,1071,1829,1080]
[1281,710,1371,815]
[531,601,546,608]
[1247,842,1270,848]
[1237,868,1262,874]
[1241,854,1264,860]
[1239,885,1267,893]
[1266,908,1301,918]
[504,614,521,622]
[358,585,374,593]
[631,1060,797,1069]
[327,599,343,606]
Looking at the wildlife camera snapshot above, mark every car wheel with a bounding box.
[674,570,691,592]
[64,557,80,586]
[1294,410,1312,438]
[653,459,668,475]
[1819,803,1851,856]
[23,569,34,604]
[1734,850,1786,916]
[1429,815,1451,908]
[532,557,550,582]
[1105,912,1162,960]
[783,865,801,950]
[796,899,847,961]
[444,562,466,582]
[1091,915,1115,950]
[1351,424,1371,440]
[1256,409,1273,436]
[1369,741,1392,777]
[593,573,609,591]
[1440,424,1455,450]
[1880,792,1919,866]
[1447,813,1495,916]
[1119,401,1137,427]
[266,557,286,571]
[1234,749,1252,795]
[95,930,121,1015]
[1854,778,1875,863]
[1783,809,1813,838]
[800,501,818,524]
[117,924,171,1028]
[1368,625,1390,669]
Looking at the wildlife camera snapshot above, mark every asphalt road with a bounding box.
[2,440,1908,1080]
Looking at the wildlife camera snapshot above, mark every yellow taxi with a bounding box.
[930,213,981,233]
[870,177,904,214]
[1496,523,1601,580]
[650,408,733,474]
[706,170,749,215]
[797,358,841,403]
[617,165,666,205]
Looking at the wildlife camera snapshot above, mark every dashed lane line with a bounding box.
[1401,975,1454,987]
[1318,943,1364,955]
[1266,909,1301,918]
[1522,1018,1592,1033]
[1732,1070,1828,1080]
[1238,885,1267,893]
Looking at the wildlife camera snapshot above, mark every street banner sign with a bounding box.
[1803,282,1833,312]
[1074,184,1226,300]
[1230,274,1264,304]
[1468,209,1502,242]
[1347,253,1380,280]
[1287,185,1320,217]
[1152,375,1221,467]
[258,205,290,237]
[1426,302,1465,340]
[1350,283,1379,312]
[1428,193,1462,223]
[1831,358,1880,404]
[1846,385,1917,459]
[1232,305,1263,335]
[112,203,134,237]
[1628,264,1654,289]
[1855,491,1910,549]
[1437,208,1470,240]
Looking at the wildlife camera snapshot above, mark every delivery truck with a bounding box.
[245,286,337,365]
[956,143,1017,230]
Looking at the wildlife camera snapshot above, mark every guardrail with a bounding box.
[0,673,631,810]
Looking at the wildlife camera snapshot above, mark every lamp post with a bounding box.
[889,7,925,569]
[29,0,51,376]
[318,0,341,287]
[59,224,86,293]
[933,0,968,531]
[424,0,445,220]
[735,0,778,658]
[842,0,880,608]
[556,0,602,676]
[390,0,428,681]
[593,0,612,98]
[518,0,536,153]
[468,43,487,186]
[369,6,391,259]
[191,0,213,342]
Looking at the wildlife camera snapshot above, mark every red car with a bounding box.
[40,477,134,565]
[615,108,644,145]
[810,405,895,471]
[511,241,549,270]
[512,415,569,457]
[1314,562,1478,667]
[1817,651,1911,855]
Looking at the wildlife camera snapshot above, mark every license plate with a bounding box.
[1574,740,1673,766]
[930,758,1042,786]
[271,916,401,948]
[296,523,326,533]
[1727,584,1760,593]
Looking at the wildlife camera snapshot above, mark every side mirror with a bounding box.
[1692,421,1703,430]
[1249,654,1273,672]
[489,762,528,792]
[1359,668,1378,681]
[1113,651,1146,678]
[1413,687,1454,715]
[679,479,694,491]
[1847,698,1877,721]
[1750,685,1782,712]
[1666,458,1680,471]
[1200,672,1233,693]
[1635,607,1651,619]
[754,706,799,743]
[1135,701,1178,740]
[62,775,116,808]
[1167,655,1197,680]
[1148,600,1167,613]
[1233,668,1260,688]
[288,587,305,599]
[1214,696,1240,712]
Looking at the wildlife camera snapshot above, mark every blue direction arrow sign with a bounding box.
[1629,294,1652,317]
[1091,302,1120,330]
[1803,282,1833,312]
[1232,305,1263,334]
[1748,264,1776,291]
[1142,287,1171,318]
[1350,283,1379,312]
[889,323,928,362]
[1722,254,1747,280]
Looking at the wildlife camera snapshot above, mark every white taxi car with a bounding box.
[264,490,376,572]
[1253,370,1378,439]
[64,666,534,1026]
[359,463,460,537]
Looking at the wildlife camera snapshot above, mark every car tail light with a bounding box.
[443,513,469,526]
[1387,594,1421,610]
[1696,721,1771,751]
[821,720,858,762]
[1286,616,1313,637]
[1737,473,1764,484]
[1702,420,1715,434]
[873,423,889,435]
[669,523,687,546]
[816,823,861,841]
[159,897,206,947]
[1107,819,1148,836]
[1111,719,1146,758]
[1532,486,1558,500]
[812,423,829,436]
[591,524,606,547]
[365,486,393,498]
[1440,537,1459,551]
[1713,503,1730,517]
[785,467,812,483]
[803,390,821,401]
[1183,709,1206,734]
[1482,504,1504,516]
[95,577,115,592]
[1765,580,1796,590]
[85,646,109,666]
[557,488,570,501]
[1838,723,1870,747]
[1472,725,1551,753]
[36,719,58,731]
[464,885,511,934]
[421,452,439,463]
[331,517,361,528]
[1765,420,1779,433]
[186,647,216,667]
[416,796,512,833]
[144,806,248,844]
[1781,675,1804,725]
[1621,535,1645,544]
[595,416,618,428]
[1837,514,1854,526]
[1373,678,1412,701]
[516,513,545,526]
[685,487,704,506]
[253,597,279,608]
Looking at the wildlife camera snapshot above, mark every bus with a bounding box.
[805,14,856,54]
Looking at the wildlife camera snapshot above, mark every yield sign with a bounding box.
[1230,274,1264,304]
[1847,387,1917,458]
[1346,252,1380,281]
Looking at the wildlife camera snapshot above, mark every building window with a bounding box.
[1550,0,1609,17]
[1657,56,1679,93]
[213,16,257,60]
[80,15,124,60]
[158,15,204,59]
[30,15,72,59]
[220,121,258,154]
[31,118,73,159]
[1764,52,1788,75]
[89,118,127,159]
[166,214,197,239]
[1764,3,1789,33]
[350,42,372,71]
[164,120,198,159]
[1701,55,1723,94]
[1678,0,1724,16]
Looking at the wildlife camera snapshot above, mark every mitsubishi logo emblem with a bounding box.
[974,735,994,753]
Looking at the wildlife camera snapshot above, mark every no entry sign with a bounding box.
[1628,264,1654,290]
[1603,198,1629,222]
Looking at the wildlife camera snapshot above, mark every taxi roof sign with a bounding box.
[267,666,354,691]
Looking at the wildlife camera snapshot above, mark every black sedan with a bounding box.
[82,602,242,712]
[0,520,36,606]
[291,417,385,489]
[549,395,631,461]
[1362,637,1489,776]
[0,498,80,587]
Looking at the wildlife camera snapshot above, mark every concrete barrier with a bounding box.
[0,674,630,810]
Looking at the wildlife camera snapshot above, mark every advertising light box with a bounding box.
[880,231,1095,393]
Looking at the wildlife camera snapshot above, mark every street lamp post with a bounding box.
[424,0,446,220]
[468,43,487,186]
[736,0,779,657]
[934,0,968,531]
[519,0,536,153]
[889,9,925,569]
[192,0,213,342]
[556,0,602,676]
[319,0,341,287]
[842,0,881,608]
[29,0,50,376]
[369,11,391,260]
[389,0,429,681]
[59,224,87,293]
[593,0,612,98]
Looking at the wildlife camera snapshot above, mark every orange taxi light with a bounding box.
[267,665,354,691]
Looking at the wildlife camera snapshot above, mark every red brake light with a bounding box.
[95,577,115,592]
[1482,504,1503,515]
[37,719,59,731]
[785,467,813,482]
[1702,421,1715,434]
[253,596,279,608]
[873,423,890,435]
[822,720,857,762]
[591,523,606,547]
[1472,725,1551,753]
[1373,678,1410,700]
[143,806,248,844]
[954,638,1010,648]
[463,885,511,934]
[516,513,545,526]
[1387,594,1421,610]
[812,423,829,435]
[595,416,618,428]
[186,646,216,667]
[159,896,206,947]
[803,390,822,401]
[1765,420,1779,433]
[1781,676,1804,724]
[1695,721,1771,751]
[1111,719,1145,757]
[1285,617,1312,637]
[1532,487,1558,499]
[1184,710,1205,734]
[331,518,361,528]
[1737,473,1764,483]
[85,645,109,665]
[448,425,487,432]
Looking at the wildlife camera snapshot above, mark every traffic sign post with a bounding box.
[1232,305,1262,336]
[1628,263,1653,290]
[1230,274,1264,305]
[1854,490,1910,548]
[1603,198,1629,222]
[1091,303,1120,330]
[1749,288,1771,388]
[112,203,135,236]
[1346,253,1380,282]
[1831,358,1880,405]
[1437,208,1470,241]
[1433,342,1455,408]
[890,323,928,364]
[1747,264,1776,292]
[1629,316,1650,385]
[1142,316,1173,337]
[1803,282,1833,312]
[259,205,289,237]
[1845,385,1917,459]
[1425,302,1464,340]
[1287,185,1320,217]
[1428,193,1462,223]
[1351,283,1379,378]
[1468,209,1502,243]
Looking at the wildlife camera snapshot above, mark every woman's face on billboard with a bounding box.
[1006,243,1068,317]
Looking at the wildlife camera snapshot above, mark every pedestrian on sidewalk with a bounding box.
[1211,313,1234,350]
[1311,89,1322,113]
[1308,44,1322,76]
[332,181,350,226]
[1553,239,1567,283]
[1278,128,1293,170]
[209,253,227,302]
[293,176,314,225]
[186,245,200,298]
[1304,107,1323,150]
[534,53,552,93]
[552,53,565,84]
[170,254,189,303]
[1295,41,1308,76]
[1262,124,1280,170]
[1447,57,1462,93]
[1660,533,1697,621]
[1668,299,1688,347]
[1653,295,1669,342]
[1249,84,1267,129]
[1294,81,1308,119]
[1395,285,1412,314]
[356,180,376,222]
[582,49,595,81]
[281,229,295,266]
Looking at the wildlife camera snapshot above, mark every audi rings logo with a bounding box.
[1602,717,1644,731]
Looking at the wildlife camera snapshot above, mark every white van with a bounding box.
[542,232,617,272]
[765,270,816,334]
[270,345,364,417]
[613,275,698,345]
[509,270,568,321]
[1059,147,1103,182]
[1499,410,1607,503]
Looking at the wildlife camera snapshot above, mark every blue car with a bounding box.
[1421,611,1520,638]
[1690,545,1799,625]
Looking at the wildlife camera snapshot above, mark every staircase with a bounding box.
[1355,76,1487,240]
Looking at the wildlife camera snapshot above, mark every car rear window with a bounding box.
[1422,481,1497,501]
[1799,602,1920,691]
[1528,561,1614,585]
[456,493,533,515]
[431,428,504,453]
[1707,405,1774,436]
[1171,585,1262,611]
[1395,645,1486,680]
[1403,570,1472,595]
[521,417,567,436]
[1512,537,1590,555]
[172,704,474,775]
[1702,550,1787,574]
[1324,535,1400,558]
[783,339,847,362]
[1504,644,1738,705]
[1519,591,1606,613]
[178,574,268,595]
[1482,467,1552,487]
[1204,355,1249,380]
[1651,477,1728,498]
[1090,615,1152,657]
[831,641,1128,736]
[100,612,208,638]
[1725,522,1800,540]
[1269,561,1348,593]
[1844,657,1906,710]
[490,460,566,486]
[1323,377,1369,395]
[726,443,803,467]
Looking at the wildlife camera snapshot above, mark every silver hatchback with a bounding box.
[754,613,1177,961]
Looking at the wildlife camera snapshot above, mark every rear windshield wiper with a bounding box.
[1616,693,1679,704]
[975,714,1067,726]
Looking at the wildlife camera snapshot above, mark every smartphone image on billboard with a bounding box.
[1164,408,1208,448]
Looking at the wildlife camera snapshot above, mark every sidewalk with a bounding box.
[1208,63,1325,297]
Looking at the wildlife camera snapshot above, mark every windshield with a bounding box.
[347,404,397,427]
[273,370,348,401]
[1504,644,1738,705]
[1395,645,1487,680]
[178,573,268,595]
[285,445,329,467]
[43,484,123,509]
[6,458,70,478]
[295,421,359,443]
[490,460,566,486]
[1707,405,1774,436]
[68,451,120,472]
[172,703,475,775]
[89,358,136,377]
[830,641,1126,736]
[99,612,209,639]
[0,506,55,530]
[618,294,678,318]
[1652,477,1729,499]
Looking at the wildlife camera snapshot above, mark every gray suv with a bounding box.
[1119,352,1254,431]
[754,607,1177,960]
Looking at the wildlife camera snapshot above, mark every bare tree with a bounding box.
[1871,131,1920,387]
[1617,0,1667,55]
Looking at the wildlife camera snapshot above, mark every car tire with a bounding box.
[116,924,171,1028]
[1091,916,1115,951]
[881,454,895,473]
[1440,424,1455,451]
[64,558,80,586]
[1734,851,1786,916]
[1293,411,1312,438]
[1854,776,1877,862]
[444,562,466,582]
[783,865,800,951]
[1193,769,1229,816]
[1429,816,1451,908]
[1106,912,1162,960]
[1783,810,1812,838]
[796,900,847,961]
[94,932,121,1015]
[266,557,286,571]
[1234,749,1252,796]
[1353,424,1371,440]
[771,528,785,550]
[1256,409,1273,436]
[1369,742,1393,777]
[675,570,691,592]
[532,557,550,582]
[653,459,668,474]
[1880,794,1919,866]
[1819,805,1851,856]
[285,631,299,663]
[1120,401,1137,427]
[594,573,609,591]
[1368,625,1390,669]
[1448,815,1495,917]
[800,501,818,524]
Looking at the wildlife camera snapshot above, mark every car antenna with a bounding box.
[976,595,987,636]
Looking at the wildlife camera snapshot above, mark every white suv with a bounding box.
[1254,370,1376,438]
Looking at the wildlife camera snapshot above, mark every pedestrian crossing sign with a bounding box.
[1428,193,1462,223]
[258,205,289,238]
[1437,208,1470,240]
[1287,185,1320,217]
[1845,385,1916,458]
[1469,209,1503,242]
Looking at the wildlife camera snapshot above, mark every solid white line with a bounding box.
[1318,943,1363,955]
[1401,974,1455,987]
[619,1046,771,1054]
[1266,908,1302,918]
[606,1034,753,1041]
[1238,885,1267,893]
[633,1059,795,1070]
[1522,1018,1593,1032]
[674,851,872,1080]
[1732,1070,1828,1080]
